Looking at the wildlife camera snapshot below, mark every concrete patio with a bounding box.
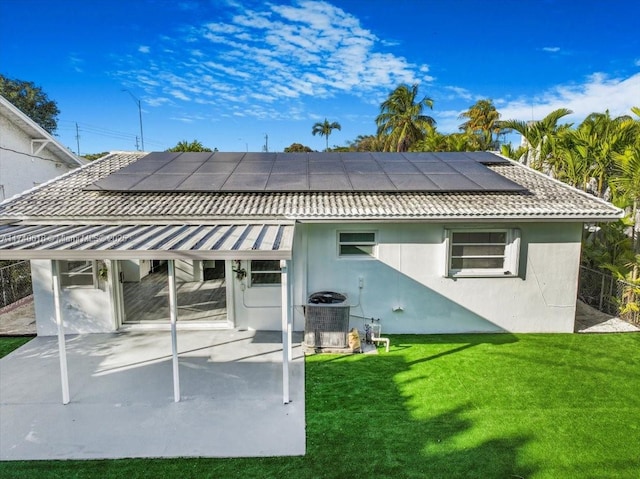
[0,330,305,460]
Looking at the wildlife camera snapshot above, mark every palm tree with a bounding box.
[458,99,501,150]
[312,118,341,151]
[572,111,636,197]
[376,84,435,152]
[611,143,640,261]
[167,139,212,152]
[501,108,573,169]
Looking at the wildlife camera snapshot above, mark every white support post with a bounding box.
[288,263,293,360]
[167,260,181,403]
[280,259,291,404]
[51,260,70,405]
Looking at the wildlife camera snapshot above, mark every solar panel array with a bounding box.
[87,151,526,193]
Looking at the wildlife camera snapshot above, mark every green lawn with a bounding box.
[1,333,639,478]
[0,336,32,358]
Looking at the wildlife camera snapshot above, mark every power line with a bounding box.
[0,146,72,164]
[57,120,166,148]
[122,89,145,151]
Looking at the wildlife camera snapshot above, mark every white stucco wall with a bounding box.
[31,260,116,336]
[294,222,583,334]
[0,113,76,200]
[30,221,583,335]
[231,260,284,331]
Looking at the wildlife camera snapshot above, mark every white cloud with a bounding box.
[499,72,640,122]
[443,86,473,101]
[434,72,640,133]
[146,97,171,107]
[435,110,463,132]
[113,0,439,122]
[205,22,241,34]
[69,54,84,73]
[203,61,251,79]
[170,116,194,123]
[542,46,560,53]
[635,58,640,67]
[169,89,190,101]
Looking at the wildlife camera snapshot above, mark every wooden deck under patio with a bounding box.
[122,264,227,324]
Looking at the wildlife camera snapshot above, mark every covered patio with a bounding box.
[0,221,303,459]
[0,329,305,459]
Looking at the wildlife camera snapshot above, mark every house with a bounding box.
[0,150,622,403]
[0,94,84,201]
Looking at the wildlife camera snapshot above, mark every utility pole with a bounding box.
[263,133,269,152]
[122,89,145,151]
[75,123,81,156]
[135,136,140,151]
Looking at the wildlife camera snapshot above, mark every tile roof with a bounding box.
[0,151,622,222]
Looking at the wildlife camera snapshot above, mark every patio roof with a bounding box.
[0,222,295,260]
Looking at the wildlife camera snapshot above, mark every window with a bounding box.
[59,260,99,288]
[338,231,377,257]
[446,229,520,277]
[249,260,281,286]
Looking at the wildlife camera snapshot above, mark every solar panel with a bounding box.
[349,173,395,190]
[379,161,420,174]
[88,151,526,193]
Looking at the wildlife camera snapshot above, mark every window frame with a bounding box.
[248,259,282,287]
[445,228,520,278]
[59,260,99,289]
[337,231,378,259]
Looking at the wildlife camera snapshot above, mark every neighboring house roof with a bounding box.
[0,151,623,223]
[0,94,84,169]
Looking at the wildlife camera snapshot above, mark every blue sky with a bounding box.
[1,0,639,154]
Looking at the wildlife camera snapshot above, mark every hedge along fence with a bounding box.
[0,261,32,309]
[579,265,640,325]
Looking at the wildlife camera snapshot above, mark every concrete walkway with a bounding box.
[574,300,640,333]
[0,330,305,460]
[0,296,36,335]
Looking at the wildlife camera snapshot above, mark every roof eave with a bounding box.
[0,95,84,168]
[1,212,623,225]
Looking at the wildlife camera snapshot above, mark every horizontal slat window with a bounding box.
[249,260,281,285]
[338,231,377,258]
[59,260,98,288]
[447,229,520,277]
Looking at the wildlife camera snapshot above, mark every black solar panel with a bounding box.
[87,151,526,193]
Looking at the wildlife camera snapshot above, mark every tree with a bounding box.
[609,111,640,273]
[347,135,383,152]
[458,99,501,150]
[569,111,636,197]
[501,108,573,169]
[376,84,435,152]
[284,143,313,152]
[0,74,60,133]
[312,118,341,151]
[82,152,110,161]
[413,130,483,152]
[167,140,212,152]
